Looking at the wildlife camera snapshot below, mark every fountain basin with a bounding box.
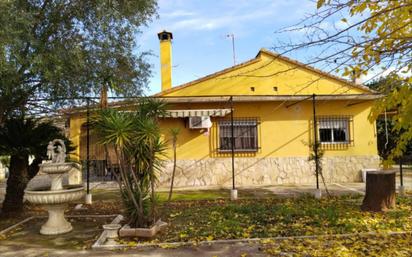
[25,186,85,235]
[39,162,81,190]
[25,185,85,205]
[39,162,80,174]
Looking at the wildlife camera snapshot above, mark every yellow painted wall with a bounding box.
[160,100,377,161]
[68,99,377,162]
[161,51,368,96]
[68,115,86,161]
[67,49,377,162]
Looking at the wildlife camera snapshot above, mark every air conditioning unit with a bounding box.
[189,116,212,129]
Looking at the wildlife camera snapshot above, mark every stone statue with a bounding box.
[47,139,67,163]
[47,141,54,160]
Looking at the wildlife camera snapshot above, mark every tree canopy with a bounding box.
[367,77,412,160]
[0,0,157,123]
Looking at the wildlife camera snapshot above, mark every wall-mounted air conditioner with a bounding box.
[188,116,212,129]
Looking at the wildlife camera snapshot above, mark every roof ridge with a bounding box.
[154,55,261,96]
[258,48,375,93]
[154,48,375,96]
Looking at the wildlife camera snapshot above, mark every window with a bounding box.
[219,119,258,152]
[318,117,350,144]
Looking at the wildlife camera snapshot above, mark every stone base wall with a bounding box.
[158,155,380,188]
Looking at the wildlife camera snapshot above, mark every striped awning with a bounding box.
[162,108,231,118]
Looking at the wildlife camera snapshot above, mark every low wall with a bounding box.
[158,155,380,188]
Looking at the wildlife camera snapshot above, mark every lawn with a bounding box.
[91,188,259,202]
[2,188,412,255]
[152,195,412,243]
[261,233,412,257]
[77,189,412,244]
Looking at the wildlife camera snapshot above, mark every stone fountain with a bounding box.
[25,139,85,235]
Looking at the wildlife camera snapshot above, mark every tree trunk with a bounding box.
[28,156,42,180]
[1,154,29,216]
[168,143,177,202]
[361,170,396,212]
[149,153,156,224]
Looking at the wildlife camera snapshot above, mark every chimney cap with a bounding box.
[157,30,173,41]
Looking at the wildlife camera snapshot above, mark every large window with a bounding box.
[318,117,350,144]
[219,119,258,152]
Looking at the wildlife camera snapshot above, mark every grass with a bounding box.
[261,233,412,256]
[91,188,258,202]
[86,188,412,245]
[151,195,412,243]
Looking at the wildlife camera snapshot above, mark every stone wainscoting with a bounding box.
[158,155,380,188]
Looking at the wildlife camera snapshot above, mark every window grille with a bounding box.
[218,118,259,152]
[317,116,354,150]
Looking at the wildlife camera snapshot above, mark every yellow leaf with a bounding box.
[317,0,326,9]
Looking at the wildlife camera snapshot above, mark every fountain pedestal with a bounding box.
[50,173,64,191]
[41,204,72,235]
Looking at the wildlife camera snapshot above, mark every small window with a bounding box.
[250,87,255,92]
[219,119,258,152]
[273,86,278,91]
[318,117,350,144]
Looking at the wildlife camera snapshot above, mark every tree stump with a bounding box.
[361,169,396,212]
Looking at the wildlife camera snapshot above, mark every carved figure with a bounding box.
[47,141,54,160]
[49,139,66,163]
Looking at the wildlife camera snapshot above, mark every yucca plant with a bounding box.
[92,98,167,227]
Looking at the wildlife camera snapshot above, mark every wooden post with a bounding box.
[361,169,396,212]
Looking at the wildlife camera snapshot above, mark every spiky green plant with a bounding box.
[92,98,167,227]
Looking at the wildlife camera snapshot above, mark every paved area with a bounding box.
[0,241,266,257]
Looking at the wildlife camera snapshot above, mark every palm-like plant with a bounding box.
[92,98,167,227]
[0,117,71,215]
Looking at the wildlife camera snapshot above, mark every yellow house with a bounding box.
[67,31,380,187]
